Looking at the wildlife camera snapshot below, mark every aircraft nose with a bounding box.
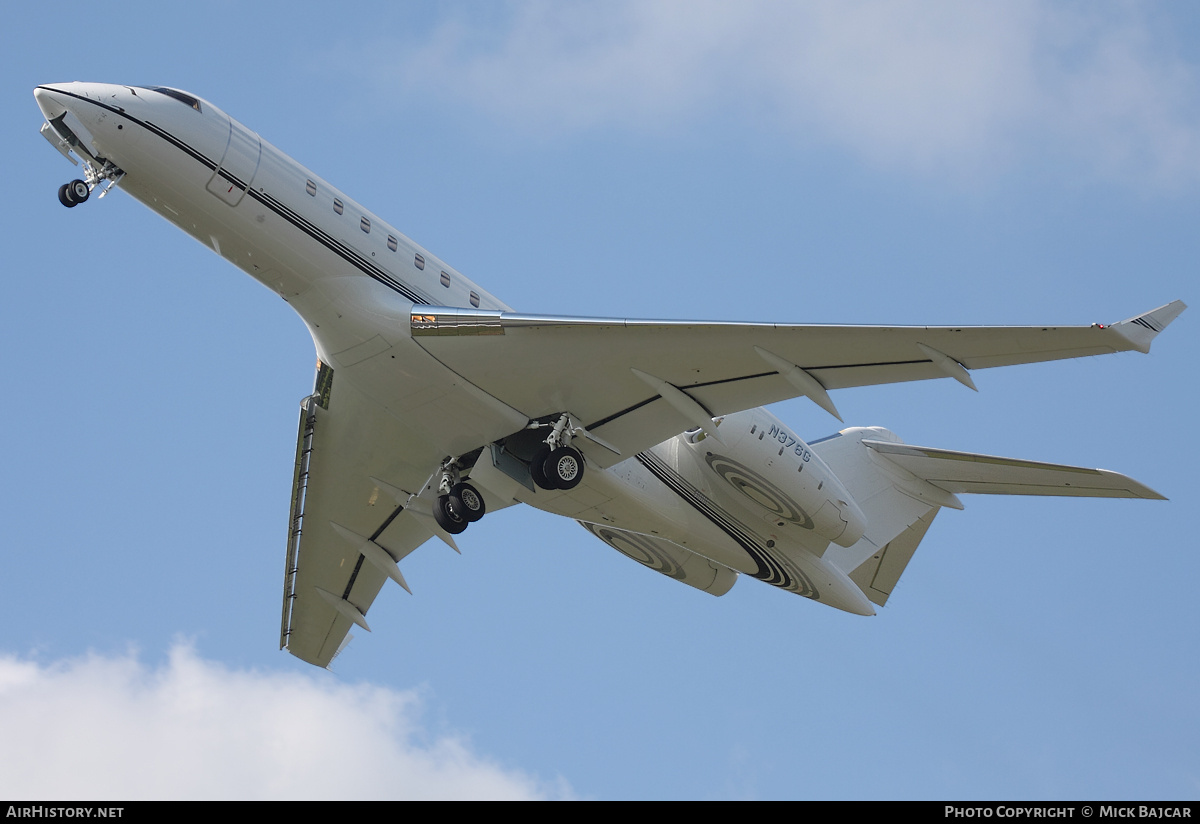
[34,84,71,120]
[34,82,126,116]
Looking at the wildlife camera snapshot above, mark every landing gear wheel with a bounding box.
[433,494,468,534]
[529,445,555,490]
[544,446,584,490]
[58,184,77,208]
[69,179,90,203]
[447,482,486,523]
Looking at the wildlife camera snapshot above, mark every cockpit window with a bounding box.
[134,86,202,112]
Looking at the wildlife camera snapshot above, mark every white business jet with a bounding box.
[34,82,1185,668]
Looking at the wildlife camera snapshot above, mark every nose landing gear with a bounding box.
[54,160,124,208]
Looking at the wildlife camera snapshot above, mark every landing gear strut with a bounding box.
[430,458,486,535]
[529,414,586,491]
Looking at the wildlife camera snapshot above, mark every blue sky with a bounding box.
[1,1,1196,800]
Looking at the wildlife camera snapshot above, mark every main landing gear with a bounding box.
[529,413,586,492]
[427,412,589,536]
[431,459,486,536]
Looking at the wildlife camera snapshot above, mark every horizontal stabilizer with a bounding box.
[862,440,1166,500]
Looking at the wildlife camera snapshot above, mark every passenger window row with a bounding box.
[305,177,476,303]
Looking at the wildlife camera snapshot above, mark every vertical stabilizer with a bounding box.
[813,427,943,607]
[846,509,937,607]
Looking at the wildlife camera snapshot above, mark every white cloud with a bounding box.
[372,1,1200,185]
[0,644,569,800]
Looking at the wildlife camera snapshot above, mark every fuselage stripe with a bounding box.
[635,450,801,590]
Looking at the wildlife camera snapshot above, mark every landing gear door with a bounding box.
[206,115,261,207]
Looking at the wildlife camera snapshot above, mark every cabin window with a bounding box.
[414,254,425,271]
[387,235,398,252]
[333,198,343,215]
[360,216,371,233]
[469,291,480,308]
[305,180,316,197]
[440,271,451,288]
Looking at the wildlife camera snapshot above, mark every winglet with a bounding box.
[1111,300,1187,354]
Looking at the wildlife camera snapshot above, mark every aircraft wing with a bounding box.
[280,364,458,668]
[409,300,1184,468]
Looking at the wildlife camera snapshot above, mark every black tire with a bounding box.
[448,482,486,523]
[69,179,90,203]
[433,495,468,534]
[529,445,555,490]
[544,447,584,490]
[58,184,77,208]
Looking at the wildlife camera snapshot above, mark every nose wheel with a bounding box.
[58,179,90,208]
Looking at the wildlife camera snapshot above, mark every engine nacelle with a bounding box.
[682,409,866,547]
